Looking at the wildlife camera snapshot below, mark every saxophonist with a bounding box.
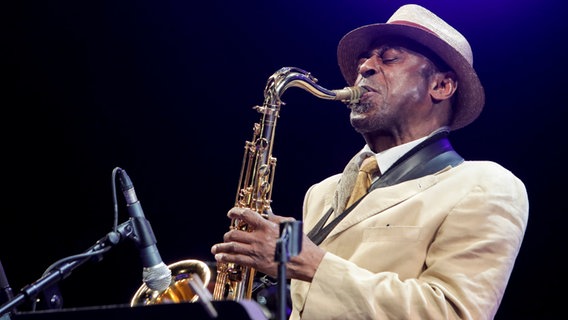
[211,4,528,320]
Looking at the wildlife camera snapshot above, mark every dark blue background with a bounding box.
[3,0,566,318]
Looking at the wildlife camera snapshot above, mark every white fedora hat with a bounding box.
[337,4,485,130]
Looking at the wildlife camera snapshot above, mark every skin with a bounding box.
[211,39,458,283]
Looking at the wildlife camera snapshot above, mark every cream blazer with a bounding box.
[290,161,529,320]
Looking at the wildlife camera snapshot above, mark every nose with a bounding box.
[358,55,378,79]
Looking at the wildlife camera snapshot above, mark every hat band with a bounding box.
[388,20,439,38]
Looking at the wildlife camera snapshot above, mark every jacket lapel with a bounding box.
[306,132,462,245]
[325,170,442,241]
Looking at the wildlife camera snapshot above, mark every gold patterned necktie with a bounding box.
[346,156,379,208]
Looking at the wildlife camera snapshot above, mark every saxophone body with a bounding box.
[131,67,366,306]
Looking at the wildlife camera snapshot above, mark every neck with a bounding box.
[363,126,450,153]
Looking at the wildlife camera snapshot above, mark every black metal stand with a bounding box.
[274,221,302,320]
[0,221,133,318]
[0,260,15,320]
[12,300,268,320]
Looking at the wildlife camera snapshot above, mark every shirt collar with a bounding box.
[359,127,450,174]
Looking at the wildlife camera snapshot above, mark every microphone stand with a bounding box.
[274,221,302,320]
[0,260,14,320]
[0,221,133,318]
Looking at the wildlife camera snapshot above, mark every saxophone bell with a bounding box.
[130,259,212,306]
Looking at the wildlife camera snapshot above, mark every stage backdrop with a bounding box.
[4,0,567,318]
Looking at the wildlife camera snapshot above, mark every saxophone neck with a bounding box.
[265,67,367,106]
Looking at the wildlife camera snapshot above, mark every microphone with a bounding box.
[117,168,172,293]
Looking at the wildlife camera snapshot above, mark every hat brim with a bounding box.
[337,23,485,130]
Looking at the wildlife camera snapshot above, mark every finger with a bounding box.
[264,208,296,224]
[211,241,249,255]
[223,227,256,244]
[213,251,257,267]
[211,241,259,268]
[270,215,296,225]
[228,207,272,229]
[263,207,275,219]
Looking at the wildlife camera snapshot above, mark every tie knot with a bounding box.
[345,155,379,208]
[359,156,379,175]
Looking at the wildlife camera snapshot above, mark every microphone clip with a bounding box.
[129,217,158,249]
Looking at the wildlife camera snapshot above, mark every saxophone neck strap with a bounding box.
[370,131,463,190]
[307,132,463,246]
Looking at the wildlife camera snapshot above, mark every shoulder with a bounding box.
[448,160,529,210]
[456,161,525,185]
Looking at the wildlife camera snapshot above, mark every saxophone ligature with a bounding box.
[130,66,367,306]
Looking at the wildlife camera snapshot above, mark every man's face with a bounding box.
[350,40,437,137]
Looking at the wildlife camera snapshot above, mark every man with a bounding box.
[211,4,528,319]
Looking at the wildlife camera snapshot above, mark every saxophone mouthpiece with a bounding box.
[332,86,368,104]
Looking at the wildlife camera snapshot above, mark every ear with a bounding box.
[430,71,458,101]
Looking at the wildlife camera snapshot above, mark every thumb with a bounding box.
[264,207,296,224]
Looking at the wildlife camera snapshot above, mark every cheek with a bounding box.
[387,75,429,105]
[407,86,427,102]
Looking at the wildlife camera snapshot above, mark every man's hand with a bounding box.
[211,207,325,281]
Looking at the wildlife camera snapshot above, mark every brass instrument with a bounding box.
[131,66,366,306]
[131,259,212,305]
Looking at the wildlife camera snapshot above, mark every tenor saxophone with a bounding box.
[213,66,365,301]
[130,66,366,306]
